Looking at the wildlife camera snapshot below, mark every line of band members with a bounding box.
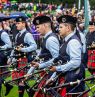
[0,15,95,97]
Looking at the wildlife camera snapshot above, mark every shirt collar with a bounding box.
[0,28,3,31]
[19,28,26,34]
[65,31,75,42]
[44,30,52,38]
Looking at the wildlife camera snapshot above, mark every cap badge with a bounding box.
[36,20,39,24]
[62,18,66,23]
[19,18,22,21]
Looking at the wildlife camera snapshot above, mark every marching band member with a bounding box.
[50,15,86,97]
[28,15,60,73]
[28,15,60,97]
[7,14,37,97]
[86,21,95,83]
[0,14,12,96]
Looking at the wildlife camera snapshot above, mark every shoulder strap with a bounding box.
[67,34,83,46]
[75,29,83,45]
[0,30,5,38]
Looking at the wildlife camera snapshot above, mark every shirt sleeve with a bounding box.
[1,32,12,49]
[39,36,59,69]
[21,33,37,52]
[49,72,57,79]
[56,39,82,72]
[80,32,86,53]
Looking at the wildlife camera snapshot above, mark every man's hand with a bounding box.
[45,78,53,85]
[31,61,39,68]
[7,58,12,65]
[50,66,56,72]
[16,46,22,51]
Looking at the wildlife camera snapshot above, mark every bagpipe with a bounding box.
[1,55,93,97]
[0,54,43,86]
[12,44,28,59]
[77,84,95,97]
[43,75,95,97]
[26,60,63,97]
[28,56,86,97]
[17,64,88,97]
[1,59,62,97]
[9,43,36,60]
[30,72,63,97]
[0,65,12,68]
[0,44,27,61]
[9,43,37,80]
[45,75,95,91]
[0,64,31,76]
[0,45,38,97]
[2,59,61,83]
[27,71,49,97]
[0,50,42,82]
[0,43,37,85]
[3,66,49,97]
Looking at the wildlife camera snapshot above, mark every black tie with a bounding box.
[19,32,22,36]
[63,39,65,43]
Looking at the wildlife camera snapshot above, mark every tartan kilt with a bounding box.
[87,50,95,71]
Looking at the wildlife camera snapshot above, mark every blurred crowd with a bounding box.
[0,2,95,48]
[0,2,95,97]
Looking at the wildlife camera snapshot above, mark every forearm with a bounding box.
[56,59,81,72]
[21,44,37,52]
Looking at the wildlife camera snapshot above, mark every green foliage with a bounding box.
[9,0,95,9]
[90,0,95,9]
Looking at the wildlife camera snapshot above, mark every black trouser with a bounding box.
[18,85,25,97]
[0,85,1,97]
[0,77,3,97]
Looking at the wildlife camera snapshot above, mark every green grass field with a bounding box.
[1,69,95,97]
[85,69,95,96]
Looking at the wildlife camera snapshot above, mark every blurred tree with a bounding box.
[9,0,95,9]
